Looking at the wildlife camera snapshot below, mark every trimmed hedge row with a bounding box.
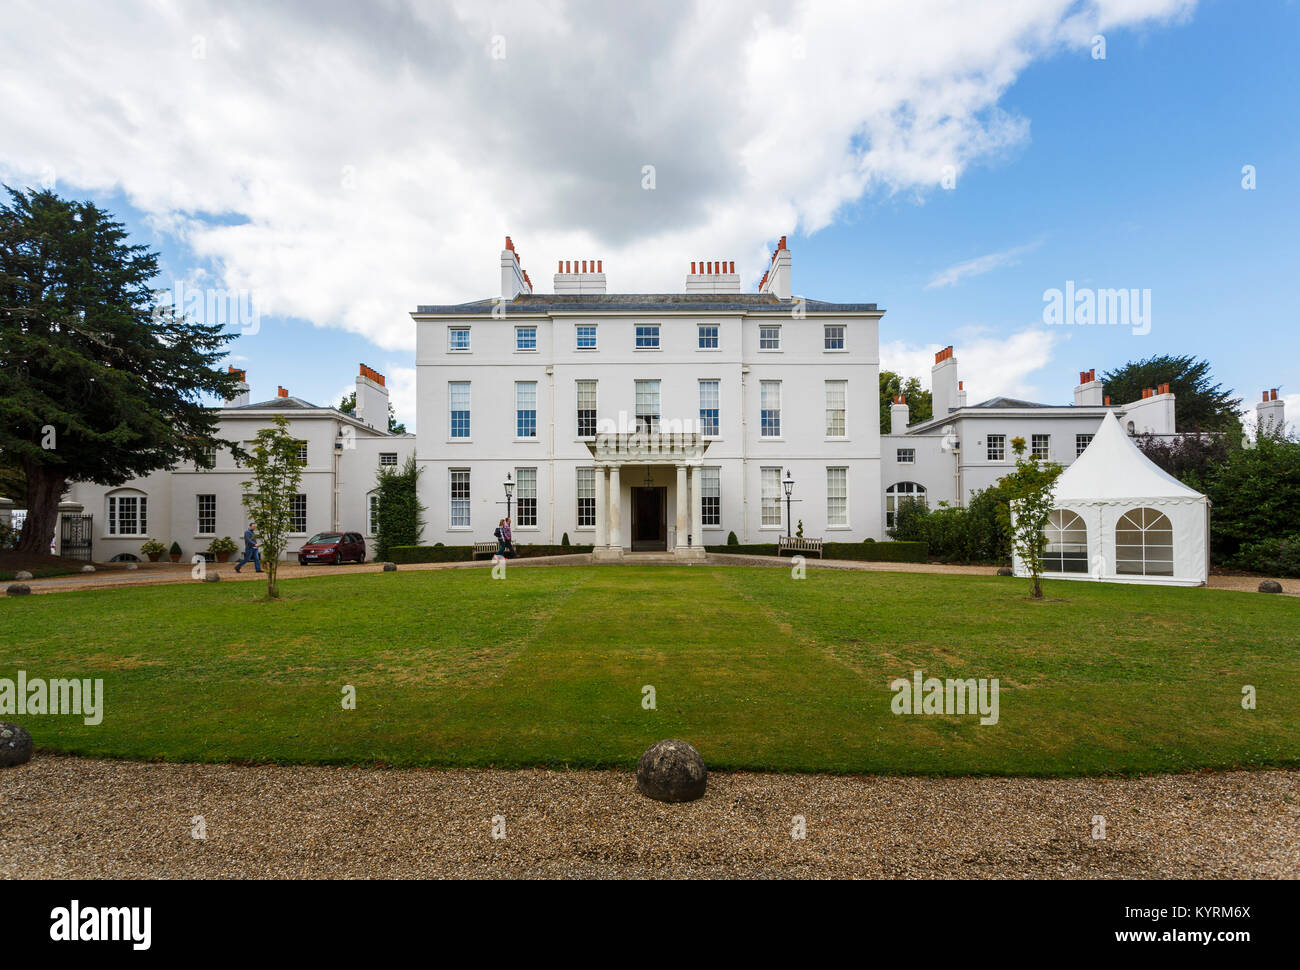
[387,544,593,564]
[706,540,929,563]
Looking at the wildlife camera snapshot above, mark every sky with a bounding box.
[2,0,1297,432]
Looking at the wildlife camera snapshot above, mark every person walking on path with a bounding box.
[234,522,263,573]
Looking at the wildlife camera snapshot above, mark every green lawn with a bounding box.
[2,565,1297,775]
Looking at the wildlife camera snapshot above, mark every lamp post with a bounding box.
[782,469,795,538]
[503,472,515,522]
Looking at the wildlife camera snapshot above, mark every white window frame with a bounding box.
[449,381,471,440]
[896,448,916,464]
[448,327,471,352]
[701,466,721,527]
[379,452,398,468]
[987,434,1006,462]
[635,379,661,433]
[699,379,720,438]
[515,381,538,439]
[449,469,471,530]
[106,491,148,537]
[576,467,596,529]
[1031,434,1051,460]
[760,467,782,528]
[635,324,660,350]
[825,380,846,438]
[759,324,782,351]
[1075,433,1093,458]
[576,379,597,439]
[760,381,782,438]
[697,324,719,350]
[824,325,845,351]
[515,325,537,352]
[289,494,307,535]
[885,481,927,529]
[826,467,848,528]
[196,493,216,536]
[368,492,380,536]
[575,324,598,350]
[515,467,538,528]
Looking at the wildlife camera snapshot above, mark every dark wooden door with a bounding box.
[631,487,666,550]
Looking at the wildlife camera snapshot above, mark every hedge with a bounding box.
[706,540,929,563]
[387,544,593,564]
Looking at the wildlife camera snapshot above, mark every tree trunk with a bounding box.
[17,463,66,556]
[1032,573,1043,599]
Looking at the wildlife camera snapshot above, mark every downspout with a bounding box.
[547,363,556,544]
[740,361,749,542]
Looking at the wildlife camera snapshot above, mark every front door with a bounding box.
[631,486,667,551]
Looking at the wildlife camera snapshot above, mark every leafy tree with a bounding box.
[373,456,424,560]
[0,187,240,554]
[1133,432,1230,492]
[240,416,302,598]
[338,390,407,435]
[879,371,933,433]
[1205,432,1300,564]
[998,437,1063,598]
[1102,355,1242,435]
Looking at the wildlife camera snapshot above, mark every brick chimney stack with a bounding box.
[931,345,959,418]
[500,235,532,300]
[890,394,910,435]
[758,235,791,300]
[224,366,250,408]
[553,258,607,294]
[355,363,390,430]
[1074,368,1104,406]
[685,259,740,293]
[1257,388,1286,436]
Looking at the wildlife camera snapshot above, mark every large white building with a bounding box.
[411,238,883,557]
[33,236,1284,564]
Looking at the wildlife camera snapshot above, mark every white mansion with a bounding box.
[43,237,1284,562]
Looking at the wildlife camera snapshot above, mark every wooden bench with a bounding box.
[777,535,824,558]
[473,541,499,559]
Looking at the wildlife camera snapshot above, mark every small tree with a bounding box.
[374,456,424,560]
[998,437,1061,599]
[240,416,302,598]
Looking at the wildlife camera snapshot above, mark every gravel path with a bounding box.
[2,757,1295,879]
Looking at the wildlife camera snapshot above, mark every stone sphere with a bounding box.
[125,563,139,571]
[996,567,1014,576]
[203,573,221,583]
[636,739,707,803]
[0,723,33,767]
[1258,580,1283,594]
[81,565,96,573]
[14,570,32,581]
[5,584,31,596]
[383,562,397,572]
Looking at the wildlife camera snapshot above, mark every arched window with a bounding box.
[885,482,927,528]
[1043,509,1088,573]
[1116,507,1173,576]
[106,488,148,537]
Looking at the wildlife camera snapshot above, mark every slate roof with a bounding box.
[965,396,1053,409]
[414,293,881,315]
[229,396,321,410]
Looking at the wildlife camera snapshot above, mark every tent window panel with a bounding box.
[1114,507,1174,576]
[1043,509,1088,573]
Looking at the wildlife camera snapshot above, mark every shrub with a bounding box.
[1207,434,1300,563]
[168,541,182,557]
[706,541,928,563]
[1229,534,1300,578]
[561,532,570,547]
[206,536,238,555]
[726,531,739,545]
[388,544,594,564]
[140,539,166,556]
[375,457,425,560]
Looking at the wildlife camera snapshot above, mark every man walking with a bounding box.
[234,521,263,573]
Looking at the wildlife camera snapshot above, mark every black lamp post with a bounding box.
[503,472,514,522]
[782,469,795,538]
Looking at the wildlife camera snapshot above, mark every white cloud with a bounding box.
[0,0,1196,351]
[881,327,1060,403]
[925,241,1042,289]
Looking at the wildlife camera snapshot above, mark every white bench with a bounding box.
[473,541,499,559]
[777,536,824,558]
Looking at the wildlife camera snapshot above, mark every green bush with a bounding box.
[388,544,593,564]
[1207,435,1300,563]
[561,533,570,547]
[706,541,928,563]
[726,531,739,545]
[375,457,425,561]
[1229,534,1300,578]
[888,488,1012,565]
[168,541,182,557]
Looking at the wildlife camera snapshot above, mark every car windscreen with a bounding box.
[308,533,342,544]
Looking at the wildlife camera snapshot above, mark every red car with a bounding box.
[297,532,366,565]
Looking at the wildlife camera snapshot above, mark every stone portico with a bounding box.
[586,432,711,560]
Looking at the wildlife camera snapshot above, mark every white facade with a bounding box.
[411,238,884,555]
[63,371,414,561]
[881,351,1187,532]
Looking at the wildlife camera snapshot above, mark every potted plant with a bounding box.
[169,541,183,563]
[207,536,238,563]
[140,539,166,563]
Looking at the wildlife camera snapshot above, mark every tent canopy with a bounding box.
[1052,411,1204,502]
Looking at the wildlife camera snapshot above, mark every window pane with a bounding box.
[827,467,847,526]
[516,382,537,438]
[761,468,782,526]
[699,380,719,436]
[450,470,471,528]
[576,380,597,438]
[576,468,596,527]
[516,468,537,526]
[698,325,718,349]
[824,325,845,350]
[635,380,660,432]
[702,467,720,526]
[760,381,781,437]
[825,380,846,437]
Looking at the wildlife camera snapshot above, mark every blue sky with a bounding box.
[4,0,1295,429]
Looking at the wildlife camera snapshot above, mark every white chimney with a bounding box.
[223,366,250,408]
[931,346,960,418]
[553,258,606,294]
[1074,368,1104,406]
[1257,388,1286,436]
[758,236,791,301]
[890,394,910,435]
[685,260,740,293]
[500,236,532,300]
[355,364,389,430]
[956,380,968,408]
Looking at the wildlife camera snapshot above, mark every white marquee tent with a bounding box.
[1013,411,1209,586]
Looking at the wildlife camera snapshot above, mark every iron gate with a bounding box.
[59,514,93,562]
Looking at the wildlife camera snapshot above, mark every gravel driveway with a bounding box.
[1,757,1295,879]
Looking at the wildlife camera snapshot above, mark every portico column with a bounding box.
[675,464,688,550]
[690,464,704,551]
[608,464,622,549]
[594,465,608,548]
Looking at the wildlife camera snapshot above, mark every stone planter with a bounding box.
[146,552,162,562]
[215,552,232,563]
[169,554,181,563]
